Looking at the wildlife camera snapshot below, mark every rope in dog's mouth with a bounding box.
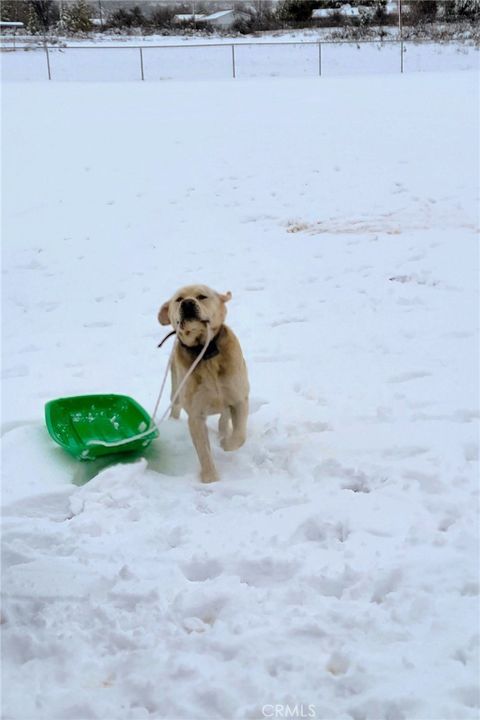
[152,323,213,424]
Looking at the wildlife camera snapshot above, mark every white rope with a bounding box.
[85,427,156,449]
[152,324,213,426]
[151,344,174,422]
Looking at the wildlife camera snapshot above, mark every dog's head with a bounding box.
[158,284,232,347]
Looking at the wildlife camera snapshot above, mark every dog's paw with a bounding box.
[201,468,219,483]
[220,435,245,452]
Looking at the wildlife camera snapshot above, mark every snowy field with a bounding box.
[1,39,478,81]
[2,67,479,720]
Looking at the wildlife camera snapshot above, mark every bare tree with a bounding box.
[30,0,57,30]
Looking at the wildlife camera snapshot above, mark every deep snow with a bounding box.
[1,69,479,720]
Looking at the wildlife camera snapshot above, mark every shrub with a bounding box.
[64,0,92,33]
[24,0,59,33]
[233,4,282,33]
[276,0,318,24]
[406,0,438,23]
[150,6,176,30]
[128,5,145,28]
[453,0,480,18]
[108,8,132,29]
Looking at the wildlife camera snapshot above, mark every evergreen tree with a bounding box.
[129,5,145,28]
[110,8,133,29]
[27,3,41,33]
[406,0,437,21]
[276,0,319,23]
[454,0,480,17]
[0,1,18,22]
[64,0,93,33]
[0,1,30,26]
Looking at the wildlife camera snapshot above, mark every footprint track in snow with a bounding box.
[291,517,350,545]
[2,365,29,380]
[286,421,332,434]
[172,588,230,630]
[314,460,374,494]
[82,321,113,329]
[388,371,432,384]
[271,317,307,328]
[382,445,429,460]
[293,383,328,405]
[180,558,223,582]
[244,285,265,292]
[252,354,298,363]
[235,556,298,587]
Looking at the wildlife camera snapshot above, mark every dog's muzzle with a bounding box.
[180,298,200,321]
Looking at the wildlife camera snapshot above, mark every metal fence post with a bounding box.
[318,42,322,76]
[44,43,51,80]
[400,39,404,73]
[139,47,144,81]
[231,43,236,79]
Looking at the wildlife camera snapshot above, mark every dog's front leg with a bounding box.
[188,413,219,483]
[221,399,248,452]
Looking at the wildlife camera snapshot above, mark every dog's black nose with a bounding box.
[181,298,198,319]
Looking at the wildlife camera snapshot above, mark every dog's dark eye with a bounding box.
[176,297,183,303]
[197,294,208,301]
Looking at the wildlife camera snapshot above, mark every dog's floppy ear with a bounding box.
[218,291,232,303]
[158,301,170,326]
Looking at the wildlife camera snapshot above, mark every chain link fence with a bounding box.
[1,38,478,82]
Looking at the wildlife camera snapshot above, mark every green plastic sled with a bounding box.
[45,394,158,461]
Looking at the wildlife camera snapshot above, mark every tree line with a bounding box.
[1,1,478,35]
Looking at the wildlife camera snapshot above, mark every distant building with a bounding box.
[0,21,25,29]
[0,21,24,48]
[312,4,374,20]
[312,1,398,20]
[173,13,207,24]
[201,9,249,28]
[173,9,248,29]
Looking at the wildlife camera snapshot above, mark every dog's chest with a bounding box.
[178,355,233,415]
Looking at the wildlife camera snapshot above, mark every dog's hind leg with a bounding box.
[221,399,248,452]
[218,408,232,442]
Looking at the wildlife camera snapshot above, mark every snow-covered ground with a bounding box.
[2,38,478,81]
[2,68,479,719]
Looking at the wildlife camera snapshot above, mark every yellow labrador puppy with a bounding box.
[158,285,249,483]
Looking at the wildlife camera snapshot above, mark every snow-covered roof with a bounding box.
[203,10,235,21]
[0,21,24,28]
[174,9,246,24]
[173,14,207,22]
[312,4,374,19]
